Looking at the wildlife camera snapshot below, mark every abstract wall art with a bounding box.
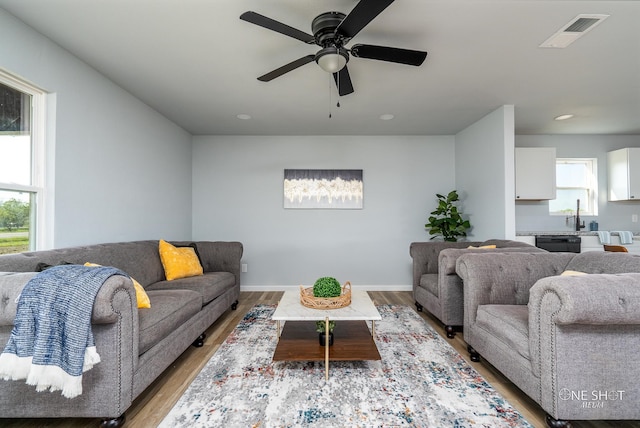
[283,169,363,209]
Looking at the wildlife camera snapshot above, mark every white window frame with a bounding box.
[0,69,48,251]
[549,158,598,216]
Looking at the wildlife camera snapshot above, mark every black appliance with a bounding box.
[535,235,581,253]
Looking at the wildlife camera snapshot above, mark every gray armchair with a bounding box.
[409,239,541,338]
[456,251,640,427]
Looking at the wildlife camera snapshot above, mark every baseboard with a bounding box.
[240,284,412,292]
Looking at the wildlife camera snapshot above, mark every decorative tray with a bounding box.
[300,281,351,309]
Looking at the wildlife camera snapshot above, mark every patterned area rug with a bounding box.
[160,305,533,427]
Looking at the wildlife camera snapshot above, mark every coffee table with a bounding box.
[272,289,382,379]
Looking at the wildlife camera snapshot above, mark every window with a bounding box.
[0,70,46,254]
[549,158,597,216]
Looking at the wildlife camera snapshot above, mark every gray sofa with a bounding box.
[456,251,640,427]
[409,239,542,337]
[0,240,242,427]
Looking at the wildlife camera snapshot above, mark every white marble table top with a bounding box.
[272,289,382,321]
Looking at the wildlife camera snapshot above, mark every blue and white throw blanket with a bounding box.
[0,265,127,398]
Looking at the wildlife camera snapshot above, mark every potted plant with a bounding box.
[425,190,471,242]
[316,320,336,346]
[312,277,341,345]
[313,276,342,298]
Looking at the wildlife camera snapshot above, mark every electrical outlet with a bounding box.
[633,214,638,223]
[241,263,248,273]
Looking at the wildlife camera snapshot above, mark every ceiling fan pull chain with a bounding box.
[337,72,341,108]
[328,73,332,118]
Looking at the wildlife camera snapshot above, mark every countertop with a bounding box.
[516,231,640,236]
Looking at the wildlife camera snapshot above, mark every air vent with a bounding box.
[565,17,601,33]
[540,14,609,48]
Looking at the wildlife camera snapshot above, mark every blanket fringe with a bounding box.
[83,346,101,372]
[27,364,83,398]
[0,352,32,380]
[0,346,100,399]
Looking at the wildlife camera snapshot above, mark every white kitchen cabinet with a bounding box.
[513,235,535,246]
[515,147,556,200]
[608,148,640,201]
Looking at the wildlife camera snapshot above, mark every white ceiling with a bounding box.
[1,0,638,136]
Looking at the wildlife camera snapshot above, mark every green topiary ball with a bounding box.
[313,277,342,298]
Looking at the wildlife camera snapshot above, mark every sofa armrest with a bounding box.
[529,273,640,326]
[0,272,138,326]
[456,252,575,333]
[0,272,38,325]
[527,273,640,419]
[92,275,140,324]
[410,241,479,287]
[193,241,243,285]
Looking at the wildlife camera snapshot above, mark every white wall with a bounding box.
[192,135,455,289]
[0,9,192,247]
[515,135,640,232]
[455,106,516,240]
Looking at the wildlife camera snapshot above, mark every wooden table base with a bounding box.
[273,320,381,379]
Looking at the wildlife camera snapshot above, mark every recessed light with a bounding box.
[554,114,574,121]
[379,114,394,121]
[237,114,252,120]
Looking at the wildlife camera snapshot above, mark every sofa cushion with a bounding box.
[146,272,236,305]
[419,273,439,297]
[172,242,203,264]
[159,240,204,281]
[138,289,202,355]
[475,304,530,360]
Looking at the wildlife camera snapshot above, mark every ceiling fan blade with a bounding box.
[336,0,395,40]
[333,66,354,96]
[351,44,427,66]
[240,11,315,44]
[257,55,315,82]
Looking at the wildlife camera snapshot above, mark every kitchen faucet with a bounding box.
[575,199,585,231]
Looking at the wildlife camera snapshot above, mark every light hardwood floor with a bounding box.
[2,291,638,428]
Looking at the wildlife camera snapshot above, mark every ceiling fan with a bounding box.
[240,0,428,96]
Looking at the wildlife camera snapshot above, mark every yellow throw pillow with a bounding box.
[467,244,497,249]
[84,262,151,309]
[158,239,204,281]
[561,270,587,276]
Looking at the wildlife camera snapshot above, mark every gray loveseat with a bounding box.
[456,251,640,427]
[410,239,542,337]
[0,240,242,426]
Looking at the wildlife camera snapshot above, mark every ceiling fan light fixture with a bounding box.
[554,114,574,121]
[315,47,349,73]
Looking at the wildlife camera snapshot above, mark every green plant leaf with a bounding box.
[313,277,342,298]
[424,190,471,242]
[316,320,336,332]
